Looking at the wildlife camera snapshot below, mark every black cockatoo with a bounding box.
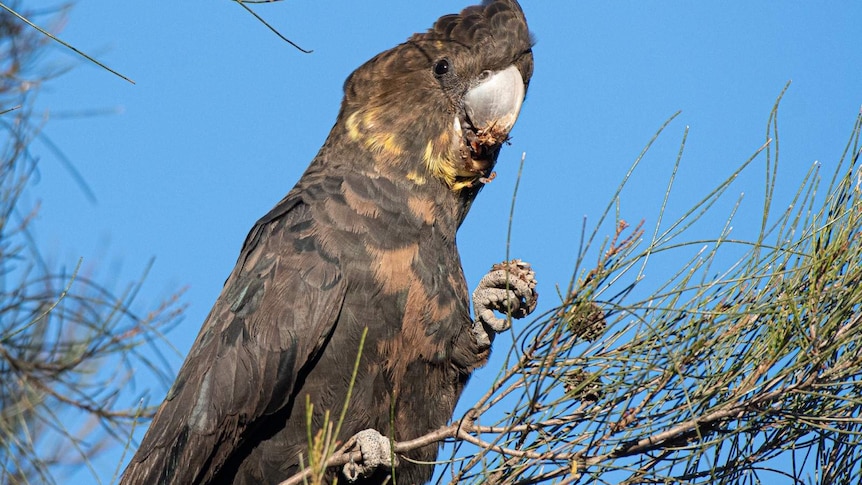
[121,1,535,483]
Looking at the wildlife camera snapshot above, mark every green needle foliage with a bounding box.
[5,2,862,484]
[0,4,185,484]
[436,91,862,484]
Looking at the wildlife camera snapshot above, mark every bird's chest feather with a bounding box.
[334,231,473,445]
[314,185,473,384]
[345,220,472,373]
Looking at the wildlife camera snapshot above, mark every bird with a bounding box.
[120,1,535,484]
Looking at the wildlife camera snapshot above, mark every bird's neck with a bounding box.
[314,127,488,237]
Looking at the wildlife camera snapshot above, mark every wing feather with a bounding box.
[121,196,346,485]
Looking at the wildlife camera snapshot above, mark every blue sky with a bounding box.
[20,0,862,483]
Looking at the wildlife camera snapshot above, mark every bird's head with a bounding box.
[337,0,534,192]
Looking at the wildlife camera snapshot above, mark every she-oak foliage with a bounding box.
[3,1,862,484]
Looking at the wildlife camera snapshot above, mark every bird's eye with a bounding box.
[478,70,492,82]
[433,59,450,77]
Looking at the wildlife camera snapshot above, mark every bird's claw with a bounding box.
[342,429,397,482]
[471,259,538,347]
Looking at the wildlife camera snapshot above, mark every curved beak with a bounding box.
[463,65,526,137]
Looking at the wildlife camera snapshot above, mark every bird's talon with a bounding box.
[471,259,539,345]
[342,429,396,482]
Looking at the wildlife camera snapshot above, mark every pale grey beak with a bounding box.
[463,65,526,135]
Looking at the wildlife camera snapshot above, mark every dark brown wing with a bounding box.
[121,194,346,485]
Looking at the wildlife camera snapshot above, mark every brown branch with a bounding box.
[601,369,821,463]
[277,425,458,485]
[278,411,593,485]
[277,363,826,485]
